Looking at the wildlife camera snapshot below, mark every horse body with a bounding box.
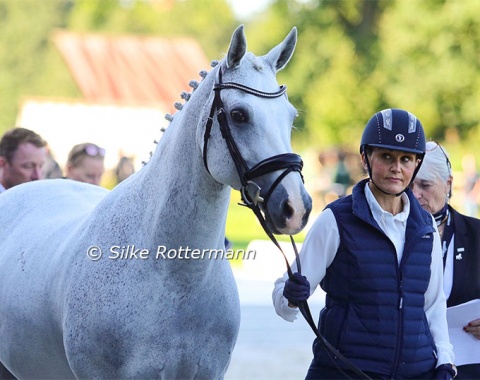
[0,25,311,379]
[0,181,108,378]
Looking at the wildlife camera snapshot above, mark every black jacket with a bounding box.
[447,206,480,307]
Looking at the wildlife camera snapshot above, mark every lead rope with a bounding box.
[204,65,370,378]
[246,203,372,380]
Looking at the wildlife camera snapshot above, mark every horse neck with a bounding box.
[108,68,231,248]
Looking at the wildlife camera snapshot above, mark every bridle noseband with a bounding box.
[202,67,304,209]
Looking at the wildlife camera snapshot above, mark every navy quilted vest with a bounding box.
[315,180,437,378]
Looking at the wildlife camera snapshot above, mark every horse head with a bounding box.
[200,25,312,235]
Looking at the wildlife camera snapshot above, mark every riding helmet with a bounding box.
[360,108,426,155]
[360,108,427,194]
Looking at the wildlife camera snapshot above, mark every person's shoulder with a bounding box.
[308,207,338,234]
[450,206,480,227]
[325,194,354,221]
[326,194,352,210]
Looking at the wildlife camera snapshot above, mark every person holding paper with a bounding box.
[411,141,480,378]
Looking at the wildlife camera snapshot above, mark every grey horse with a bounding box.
[0,25,311,379]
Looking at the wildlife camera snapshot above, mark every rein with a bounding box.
[248,213,371,380]
[203,66,371,380]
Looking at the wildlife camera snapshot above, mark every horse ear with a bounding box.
[265,27,297,72]
[226,25,247,69]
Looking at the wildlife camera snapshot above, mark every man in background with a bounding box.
[0,127,47,194]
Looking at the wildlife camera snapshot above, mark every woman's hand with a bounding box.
[283,272,310,307]
[463,318,480,339]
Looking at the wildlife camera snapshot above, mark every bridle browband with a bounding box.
[203,65,371,380]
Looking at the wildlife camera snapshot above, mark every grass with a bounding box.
[225,190,307,257]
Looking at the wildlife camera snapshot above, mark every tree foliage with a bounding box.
[1,0,480,163]
[375,0,480,142]
[246,0,480,156]
[242,0,389,150]
[0,0,76,130]
[66,0,237,58]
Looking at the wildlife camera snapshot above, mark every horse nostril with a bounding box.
[282,199,294,219]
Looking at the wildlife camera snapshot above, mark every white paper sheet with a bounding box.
[447,299,480,366]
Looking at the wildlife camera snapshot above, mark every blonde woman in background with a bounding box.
[66,143,105,186]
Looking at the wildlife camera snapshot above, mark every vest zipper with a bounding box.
[391,271,404,378]
[398,272,404,309]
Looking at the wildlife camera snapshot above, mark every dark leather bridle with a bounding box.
[203,67,304,210]
[203,65,371,380]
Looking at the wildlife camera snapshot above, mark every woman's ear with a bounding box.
[361,152,368,171]
[65,163,74,178]
[447,175,453,198]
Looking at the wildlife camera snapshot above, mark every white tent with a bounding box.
[17,98,166,171]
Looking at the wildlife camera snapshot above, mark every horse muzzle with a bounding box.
[261,174,312,235]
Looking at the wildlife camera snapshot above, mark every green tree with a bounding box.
[3,0,480,159]
[66,0,237,61]
[246,0,390,151]
[0,0,76,132]
[247,0,480,158]
[375,0,480,143]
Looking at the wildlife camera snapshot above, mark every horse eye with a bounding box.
[231,110,247,123]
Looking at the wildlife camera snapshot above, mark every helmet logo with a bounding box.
[395,134,405,142]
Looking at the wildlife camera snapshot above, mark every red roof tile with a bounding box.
[52,31,211,113]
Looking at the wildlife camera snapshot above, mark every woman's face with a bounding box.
[410,175,451,214]
[362,148,419,195]
[67,156,105,186]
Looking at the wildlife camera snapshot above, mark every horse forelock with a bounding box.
[218,53,265,77]
[245,52,265,72]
